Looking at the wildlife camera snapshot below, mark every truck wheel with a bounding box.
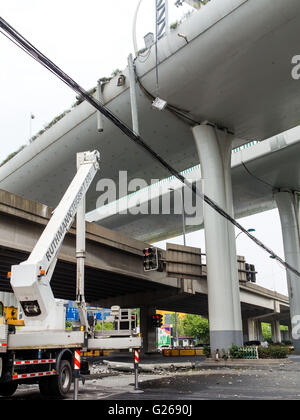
[0,382,18,397]
[48,359,72,398]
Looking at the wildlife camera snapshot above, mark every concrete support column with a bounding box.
[271,320,281,343]
[242,318,249,343]
[192,124,243,353]
[140,306,157,354]
[257,321,263,342]
[287,320,293,342]
[248,318,262,342]
[248,318,256,341]
[281,327,290,342]
[275,190,300,351]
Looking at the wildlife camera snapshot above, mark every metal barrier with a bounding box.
[231,346,259,360]
[163,348,204,357]
[94,308,138,338]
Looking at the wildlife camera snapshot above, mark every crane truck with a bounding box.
[0,150,141,398]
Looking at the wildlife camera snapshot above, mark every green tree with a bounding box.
[95,321,114,331]
[133,308,140,326]
[182,315,209,344]
[169,313,185,336]
[261,323,272,342]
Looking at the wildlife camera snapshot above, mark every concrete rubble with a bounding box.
[90,360,196,374]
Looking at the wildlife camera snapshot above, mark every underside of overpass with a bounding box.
[0,187,291,352]
[0,246,171,304]
[0,245,289,324]
[89,127,300,243]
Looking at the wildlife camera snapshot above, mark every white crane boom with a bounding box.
[10,150,100,329]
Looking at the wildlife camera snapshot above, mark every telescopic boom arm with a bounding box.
[10,151,100,327]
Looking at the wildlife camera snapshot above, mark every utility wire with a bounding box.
[1,16,299,278]
[135,73,200,125]
[242,161,276,190]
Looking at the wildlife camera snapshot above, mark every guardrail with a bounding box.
[229,346,259,360]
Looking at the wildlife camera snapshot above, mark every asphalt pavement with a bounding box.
[1,355,300,401]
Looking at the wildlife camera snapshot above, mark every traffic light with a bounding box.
[143,247,159,271]
[131,314,136,330]
[151,314,158,328]
[157,314,163,328]
[245,263,251,282]
[245,263,256,283]
[151,314,164,328]
[143,247,164,272]
[250,264,256,283]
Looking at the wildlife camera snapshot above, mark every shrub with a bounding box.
[268,346,288,359]
[258,345,288,359]
[203,345,210,358]
[95,322,114,331]
[227,344,289,360]
[170,21,179,30]
[229,345,244,359]
[0,145,26,167]
[65,321,72,330]
[257,346,270,359]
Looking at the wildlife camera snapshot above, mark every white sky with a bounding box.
[0,0,289,295]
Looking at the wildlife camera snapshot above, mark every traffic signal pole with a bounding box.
[140,306,157,353]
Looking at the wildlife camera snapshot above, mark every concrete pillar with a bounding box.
[192,124,243,353]
[248,318,262,342]
[140,306,157,353]
[287,320,293,342]
[281,327,290,342]
[257,321,263,342]
[275,191,300,351]
[242,318,249,343]
[271,320,281,343]
[248,318,256,341]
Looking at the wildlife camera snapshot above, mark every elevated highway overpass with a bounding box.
[86,126,300,242]
[0,0,300,211]
[1,0,299,352]
[0,190,290,349]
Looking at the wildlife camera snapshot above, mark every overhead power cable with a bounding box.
[135,72,201,125]
[242,161,277,190]
[1,16,299,278]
